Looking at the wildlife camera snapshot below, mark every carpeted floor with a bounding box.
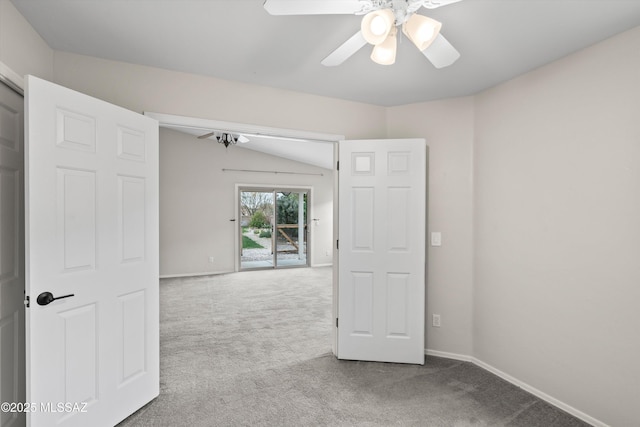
[118,267,589,427]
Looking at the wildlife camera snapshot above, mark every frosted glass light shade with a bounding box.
[361,9,395,45]
[370,28,397,65]
[402,14,442,51]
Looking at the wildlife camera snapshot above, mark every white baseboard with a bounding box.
[311,263,333,268]
[160,270,232,279]
[425,349,473,362]
[425,349,606,427]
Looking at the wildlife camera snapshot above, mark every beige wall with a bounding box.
[52,51,386,139]
[5,3,639,423]
[386,97,474,356]
[0,0,53,82]
[160,128,333,276]
[473,26,640,426]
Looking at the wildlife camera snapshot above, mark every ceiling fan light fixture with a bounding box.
[370,27,397,65]
[402,14,442,51]
[361,8,395,45]
[198,130,250,145]
[216,132,239,148]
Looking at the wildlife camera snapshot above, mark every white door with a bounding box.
[25,76,159,426]
[0,81,26,427]
[338,138,426,364]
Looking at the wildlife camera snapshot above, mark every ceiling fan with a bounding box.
[263,0,463,68]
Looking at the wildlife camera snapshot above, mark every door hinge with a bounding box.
[336,317,339,328]
[336,239,339,250]
[24,295,30,308]
[336,161,339,171]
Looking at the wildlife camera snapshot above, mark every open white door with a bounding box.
[0,80,25,427]
[338,138,426,364]
[24,76,159,426]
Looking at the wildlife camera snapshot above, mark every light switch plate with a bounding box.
[431,232,442,247]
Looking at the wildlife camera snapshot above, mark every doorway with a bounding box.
[239,187,309,270]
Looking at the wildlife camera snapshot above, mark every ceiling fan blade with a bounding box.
[197,131,215,139]
[264,0,368,15]
[422,33,460,69]
[321,31,367,66]
[419,0,464,9]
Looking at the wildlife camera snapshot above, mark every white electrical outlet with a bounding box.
[208,256,215,263]
[432,314,441,327]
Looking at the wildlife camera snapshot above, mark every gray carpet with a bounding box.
[118,267,589,427]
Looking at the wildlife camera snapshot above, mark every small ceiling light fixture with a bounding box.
[361,8,395,45]
[217,132,239,148]
[371,26,397,65]
[198,131,250,146]
[402,14,442,51]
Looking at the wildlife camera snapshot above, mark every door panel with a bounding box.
[338,139,426,364]
[119,175,146,262]
[0,81,25,427]
[117,290,146,384]
[59,304,98,405]
[57,168,97,271]
[25,75,159,427]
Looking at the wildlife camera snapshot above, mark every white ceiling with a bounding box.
[12,0,640,107]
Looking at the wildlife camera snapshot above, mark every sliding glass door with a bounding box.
[275,191,307,267]
[240,188,308,270]
[240,190,274,269]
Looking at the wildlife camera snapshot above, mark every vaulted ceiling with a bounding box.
[12,0,640,107]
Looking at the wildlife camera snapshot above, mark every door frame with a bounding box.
[144,114,344,353]
[0,60,24,96]
[235,184,312,271]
